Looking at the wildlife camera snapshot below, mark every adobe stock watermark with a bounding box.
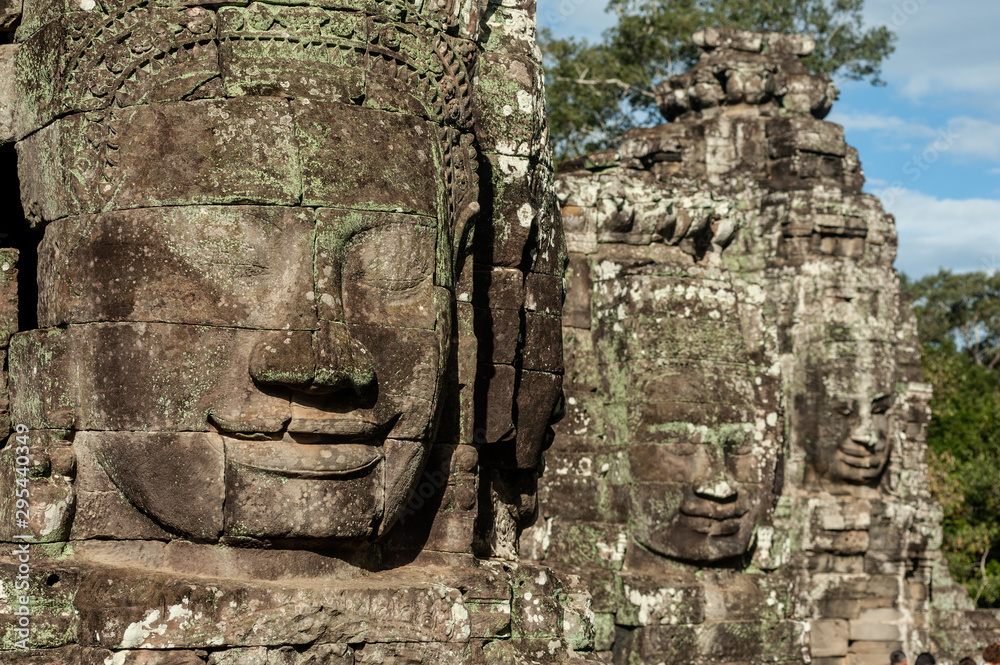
[886,0,931,29]
[543,0,594,29]
[9,423,33,651]
[397,427,491,525]
[877,123,960,208]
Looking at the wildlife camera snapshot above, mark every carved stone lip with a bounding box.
[287,415,386,437]
[836,442,884,469]
[226,440,383,478]
[678,513,745,536]
[678,502,749,536]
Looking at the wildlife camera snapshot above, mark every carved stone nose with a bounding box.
[850,421,876,449]
[694,476,738,501]
[249,322,376,397]
[313,321,376,395]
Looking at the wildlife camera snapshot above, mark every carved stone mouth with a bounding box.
[226,440,383,478]
[837,443,883,469]
[678,500,749,536]
[679,513,745,536]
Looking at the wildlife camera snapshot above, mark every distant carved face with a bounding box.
[630,420,774,562]
[593,270,781,563]
[798,351,895,485]
[27,104,458,544]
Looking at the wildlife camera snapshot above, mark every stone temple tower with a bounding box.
[524,27,1000,665]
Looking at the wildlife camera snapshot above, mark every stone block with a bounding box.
[479,5,539,59]
[768,116,846,158]
[14,10,220,137]
[0,45,14,143]
[0,429,74,542]
[811,619,849,658]
[850,652,901,665]
[523,312,563,373]
[0,646,112,664]
[511,566,562,640]
[74,572,471,649]
[103,651,209,665]
[0,248,16,348]
[0,553,80,649]
[545,520,626,571]
[39,207,317,330]
[295,100,441,215]
[514,370,562,469]
[89,431,224,541]
[18,99,300,225]
[9,323,291,432]
[849,607,904,641]
[354,642,468,663]
[472,52,541,157]
[525,272,562,315]
[617,572,705,627]
[219,6,366,104]
[477,153,534,267]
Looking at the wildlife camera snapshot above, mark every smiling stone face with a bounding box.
[587,264,782,564]
[786,277,901,489]
[797,345,896,486]
[12,66,476,542]
[26,189,451,543]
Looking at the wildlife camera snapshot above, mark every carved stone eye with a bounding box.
[871,394,893,415]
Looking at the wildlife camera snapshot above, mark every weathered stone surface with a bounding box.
[296,101,441,215]
[13,8,221,138]
[0,0,18,32]
[0,45,15,143]
[93,432,224,541]
[523,26,977,665]
[0,430,75,542]
[18,98,300,225]
[39,207,318,329]
[472,52,543,157]
[5,0,569,658]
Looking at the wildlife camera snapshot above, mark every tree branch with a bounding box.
[975,544,991,605]
[555,76,657,98]
[988,346,1000,372]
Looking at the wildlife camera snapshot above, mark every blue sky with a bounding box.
[538,0,1000,278]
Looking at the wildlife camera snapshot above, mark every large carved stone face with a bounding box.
[592,268,781,564]
[8,0,487,545]
[23,102,461,543]
[798,349,895,485]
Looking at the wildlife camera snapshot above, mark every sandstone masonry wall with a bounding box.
[524,27,1000,665]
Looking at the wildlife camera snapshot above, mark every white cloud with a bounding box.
[862,0,1000,104]
[828,111,937,137]
[830,112,1000,163]
[946,117,1000,161]
[871,187,1000,277]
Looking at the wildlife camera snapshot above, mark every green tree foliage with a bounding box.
[904,269,1000,370]
[905,270,1000,607]
[541,0,896,161]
